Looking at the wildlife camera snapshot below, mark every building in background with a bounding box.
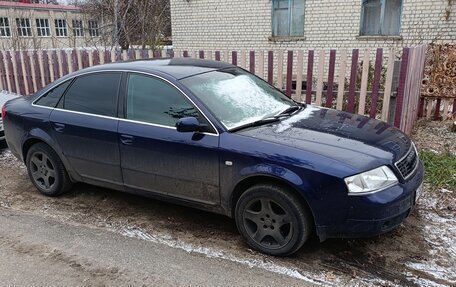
[170,0,456,52]
[0,0,103,49]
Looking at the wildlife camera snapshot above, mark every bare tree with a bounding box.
[77,0,170,51]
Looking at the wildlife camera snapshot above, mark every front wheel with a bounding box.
[26,143,72,197]
[235,184,312,256]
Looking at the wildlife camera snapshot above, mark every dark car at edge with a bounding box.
[2,58,424,256]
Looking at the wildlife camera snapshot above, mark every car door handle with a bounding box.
[52,122,65,133]
[120,134,134,145]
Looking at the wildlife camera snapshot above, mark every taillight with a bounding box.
[1,104,5,119]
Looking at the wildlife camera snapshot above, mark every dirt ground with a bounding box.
[0,120,454,287]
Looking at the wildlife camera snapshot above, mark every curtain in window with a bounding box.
[383,0,401,35]
[361,0,381,35]
[273,0,289,36]
[290,0,305,36]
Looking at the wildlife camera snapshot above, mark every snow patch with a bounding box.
[275,105,321,133]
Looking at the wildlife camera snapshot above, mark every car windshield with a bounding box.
[180,68,296,130]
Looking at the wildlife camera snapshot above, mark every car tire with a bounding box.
[26,143,72,197]
[235,184,312,256]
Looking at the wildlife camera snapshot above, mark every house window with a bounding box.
[0,17,11,37]
[88,20,99,37]
[36,18,50,37]
[54,19,68,37]
[72,20,83,37]
[361,0,402,36]
[272,0,305,37]
[16,18,32,37]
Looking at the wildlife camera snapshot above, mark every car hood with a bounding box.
[237,106,411,170]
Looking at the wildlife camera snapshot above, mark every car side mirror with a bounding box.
[176,117,208,133]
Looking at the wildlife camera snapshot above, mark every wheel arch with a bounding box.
[21,135,78,182]
[229,174,316,226]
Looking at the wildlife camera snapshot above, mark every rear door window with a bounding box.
[35,80,72,108]
[62,72,121,117]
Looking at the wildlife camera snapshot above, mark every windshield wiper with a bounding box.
[229,117,280,132]
[275,103,306,118]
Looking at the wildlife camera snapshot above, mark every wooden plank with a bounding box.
[434,98,441,120]
[28,51,37,93]
[267,51,273,85]
[92,50,100,66]
[0,52,5,91]
[199,50,204,59]
[33,51,43,90]
[41,50,51,86]
[315,50,325,106]
[250,51,255,74]
[381,49,395,121]
[277,50,284,90]
[223,50,228,63]
[296,50,304,103]
[3,51,12,92]
[418,98,425,118]
[104,50,112,63]
[325,50,336,108]
[336,49,347,110]
[442,99,449,120]
[61,50,69,76]
[22,51,33,94]
[56,50,63,77]
[232,51,237,66]
[14,51,25,95]
[426,99,433,119]
[215,51,221,61]
[347,49,359,113]
[19,52,28,94]
[306,50,314,104]
[127,49,135,60]
[51,50,59,81]
[286,50,293,98]
[240,51,246,69]
[258,51,264,79]
[82,50,90,68]
[135,49,141,60]
[9,51,19,93]
[369,48,383,118]
[453,99,456,119]
[394,48,410,128]
[71,49,78,72]
[358,49,371,115]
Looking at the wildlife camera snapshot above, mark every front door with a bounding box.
[118,73,220,205]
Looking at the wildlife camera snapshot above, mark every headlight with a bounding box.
[344,166,398,195]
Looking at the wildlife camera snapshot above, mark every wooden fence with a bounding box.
[0,46,428,134]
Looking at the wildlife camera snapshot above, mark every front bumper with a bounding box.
[317,161,424,240]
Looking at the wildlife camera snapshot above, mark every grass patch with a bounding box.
[419,150,456,190]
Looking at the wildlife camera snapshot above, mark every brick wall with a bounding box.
[170,0,456,52]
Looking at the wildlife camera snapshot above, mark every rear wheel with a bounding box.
[26,143,72,196]
[235,184,312,256]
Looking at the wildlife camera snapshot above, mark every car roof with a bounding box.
[74,58,235,80]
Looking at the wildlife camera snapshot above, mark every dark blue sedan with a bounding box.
[2,58,424,256]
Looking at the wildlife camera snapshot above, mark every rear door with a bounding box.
[49,72,123,188]
[118,73,220,205]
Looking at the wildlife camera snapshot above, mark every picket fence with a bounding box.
[0,46,428,134]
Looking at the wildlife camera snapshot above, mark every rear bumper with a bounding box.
[317,161,424,240]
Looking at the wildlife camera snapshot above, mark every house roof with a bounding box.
[0,1,80,11]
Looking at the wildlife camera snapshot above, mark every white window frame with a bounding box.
[54,19,68,37]
[36,18,51,37]
[0,17,11,37]
[16,18,32,37]
[88,20,99,37]
[72,19,84,37]
[360,0,403,36]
